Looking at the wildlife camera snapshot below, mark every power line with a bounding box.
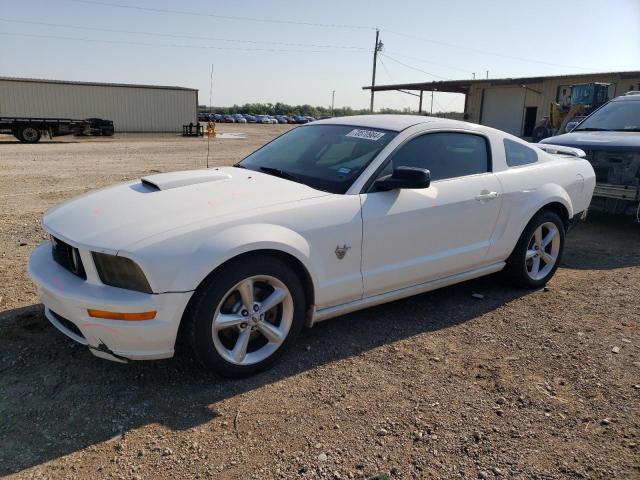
[0,32,366,53]
[69,0,375,30]
[382,50,473,75]
[379,53,450,81]
[0,18,370,51]
[383,29,590,71]
[378,56,413,110]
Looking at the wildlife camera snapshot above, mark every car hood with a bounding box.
[43,166,330,252]
[540,131,640,151]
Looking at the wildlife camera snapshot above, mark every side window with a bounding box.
[504,138,538,167]
[388,132,490,181]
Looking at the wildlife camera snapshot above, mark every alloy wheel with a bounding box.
[525,221,561,280]
[211,275,293,365]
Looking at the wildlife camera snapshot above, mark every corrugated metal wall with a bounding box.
[0,79,198,132]
[465,73,640,136]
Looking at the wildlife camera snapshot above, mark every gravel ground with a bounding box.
[0,125,639,479]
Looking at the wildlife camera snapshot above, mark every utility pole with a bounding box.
[430,89,434,114]
[331,90,335,116]
[370,29,382,113]
[472,72,475,79]
[486,70,489,79]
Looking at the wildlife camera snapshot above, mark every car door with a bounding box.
[360,131,503,297]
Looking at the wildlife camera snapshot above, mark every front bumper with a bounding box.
[28,243,193,361]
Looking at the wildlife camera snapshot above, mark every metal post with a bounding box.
[486,70,489,79]
[331,90,335,116]
[418,90,423,113]
[430,90,434,114]
[472,73,476,79]
[370,29,380,113]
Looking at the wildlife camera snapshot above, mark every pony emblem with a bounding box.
[335,244,351,260]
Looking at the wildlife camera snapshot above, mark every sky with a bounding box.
[1,0,639,112]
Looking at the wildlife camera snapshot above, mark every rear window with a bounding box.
[504,139,538,167]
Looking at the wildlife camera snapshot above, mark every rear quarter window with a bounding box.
[504,139,538,167]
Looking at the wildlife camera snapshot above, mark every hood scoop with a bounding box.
[140,169,232,191]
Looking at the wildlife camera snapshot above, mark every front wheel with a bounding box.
[184,256,306,377]
[505,210,565,289]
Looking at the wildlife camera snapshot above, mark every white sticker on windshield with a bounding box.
[345,129,386,141]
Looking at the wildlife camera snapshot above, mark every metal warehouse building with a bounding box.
[0,77,198,132]
[365,70,640,138]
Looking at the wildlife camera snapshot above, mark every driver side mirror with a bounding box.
[374,166,431,191]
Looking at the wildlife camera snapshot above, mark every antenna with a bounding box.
[206,63,213,169]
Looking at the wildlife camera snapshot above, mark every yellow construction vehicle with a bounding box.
[532,82,610,142]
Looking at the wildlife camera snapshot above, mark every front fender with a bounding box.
[169,224,316,291]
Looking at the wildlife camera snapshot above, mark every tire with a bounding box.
[18,126,42,143]
[505,210,565,289]
[184,255,306,377]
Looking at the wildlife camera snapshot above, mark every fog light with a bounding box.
[87,309,156,321]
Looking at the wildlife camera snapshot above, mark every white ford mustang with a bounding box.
[28,115,595,377]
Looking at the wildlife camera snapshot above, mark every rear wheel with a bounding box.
[185,256,306,377]
[18,126,42,143]
[506,210,565,289]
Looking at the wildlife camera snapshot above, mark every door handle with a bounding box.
[475,190,499,201]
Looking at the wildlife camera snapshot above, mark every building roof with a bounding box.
[0,76,198,92]
[363,70,640,94]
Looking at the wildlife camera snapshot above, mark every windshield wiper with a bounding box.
[573,127,611,132]
[611,128,640,132]
[258,166,304,184]
[233,163,248,169]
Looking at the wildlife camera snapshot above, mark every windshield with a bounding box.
[570,84,594,105]
[575,100,640,132]
[238,124,397,193]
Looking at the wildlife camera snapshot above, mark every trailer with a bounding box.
[0,117,89,143]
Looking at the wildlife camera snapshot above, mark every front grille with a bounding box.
[51,236,86,279]
[49,310,85,340]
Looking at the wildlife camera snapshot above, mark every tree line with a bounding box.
[199,102,418,117]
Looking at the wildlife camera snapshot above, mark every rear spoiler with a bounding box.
[536,144,586,158]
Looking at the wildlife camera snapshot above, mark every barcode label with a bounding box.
[345,129,386,141]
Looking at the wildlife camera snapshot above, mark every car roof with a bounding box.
[312,114,470,132]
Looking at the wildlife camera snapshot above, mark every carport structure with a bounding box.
[364,71,640,138]
[363,79,472,116]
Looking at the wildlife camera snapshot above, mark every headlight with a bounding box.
[92,253,153,293]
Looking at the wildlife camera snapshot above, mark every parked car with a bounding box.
[293,115,310,124]
[244,115,257,123]
[539,92,640,217]
[28,115,595,377]
[275,116,289,124]
[234,115,247,124]
[222,115,235,123]
[255,115,271,124]
[197,113,208,122]
[213,114,223,122]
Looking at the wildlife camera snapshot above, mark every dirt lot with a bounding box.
[1,125,639,479]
